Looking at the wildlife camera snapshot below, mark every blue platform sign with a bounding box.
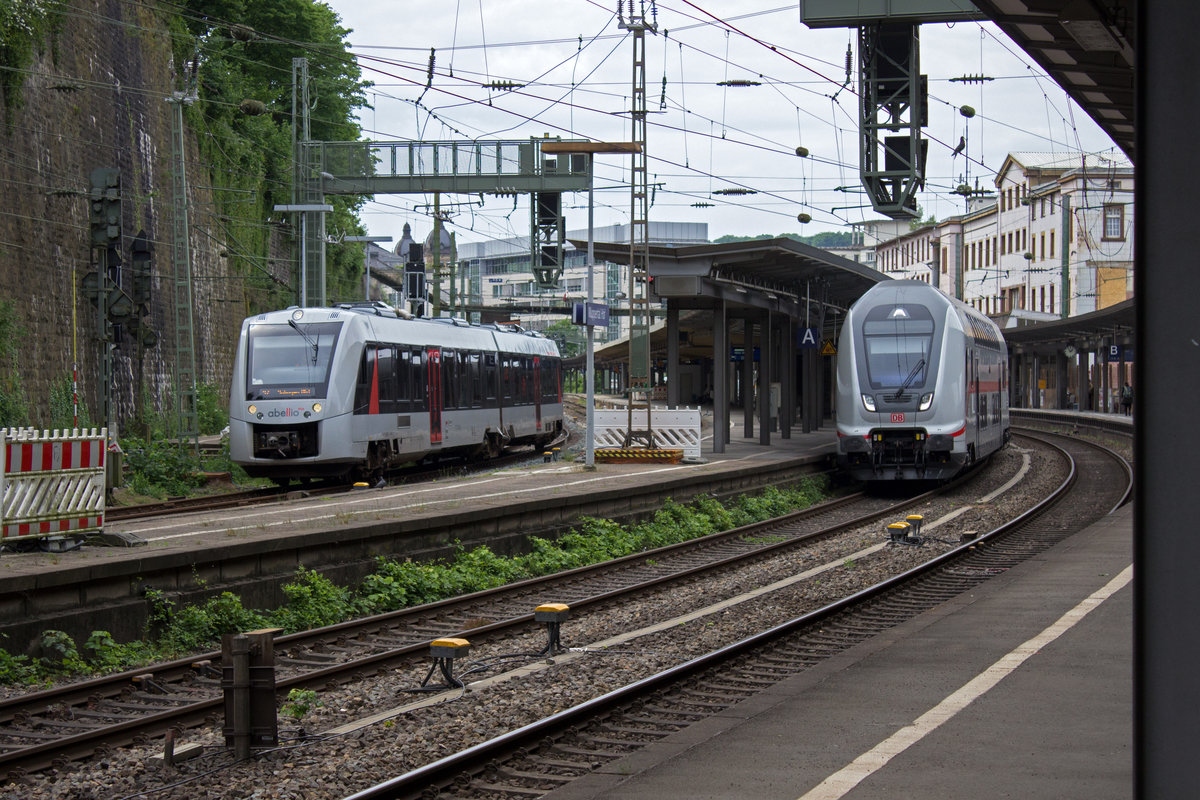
[797,327,820,348]
[730,346,760,362]
[572,302,610,327]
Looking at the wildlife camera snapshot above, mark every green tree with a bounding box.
[543,318,583,358]
[712,231,855,248]
[171,0,371,311]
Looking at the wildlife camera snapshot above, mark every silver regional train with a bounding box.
[229,303,563,484]
[836,280,1009,482]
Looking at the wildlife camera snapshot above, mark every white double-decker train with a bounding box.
[836,281,1009,482]
[228,303,563,484]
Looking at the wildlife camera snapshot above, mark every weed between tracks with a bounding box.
[0,479,830,686]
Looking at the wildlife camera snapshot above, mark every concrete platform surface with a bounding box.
[546,504,1133,800]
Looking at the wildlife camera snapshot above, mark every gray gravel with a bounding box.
[0,439,1071,800]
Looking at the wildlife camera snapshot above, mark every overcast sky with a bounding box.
[322,1,1121,247]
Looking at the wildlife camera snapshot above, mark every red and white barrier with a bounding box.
[593,408,702,461]
[1,428,107,542]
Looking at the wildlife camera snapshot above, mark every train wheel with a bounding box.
[484,432,504,459]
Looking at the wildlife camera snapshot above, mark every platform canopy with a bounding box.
[1003,298,1135,353]
[576,236,886,316]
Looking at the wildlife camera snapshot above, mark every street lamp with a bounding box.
[540,141,641,470]
[344,235,393,301]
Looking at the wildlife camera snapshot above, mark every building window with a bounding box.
[1040,232,1045,260]
[1050,284,1056,314]
[1050,230,1056,258]
[1103,204,1125,241]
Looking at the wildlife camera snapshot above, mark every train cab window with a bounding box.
[861,305,934,390]
[246,321,342,401]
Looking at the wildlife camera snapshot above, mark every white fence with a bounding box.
[592,408,702,461]
[1,428,107,543]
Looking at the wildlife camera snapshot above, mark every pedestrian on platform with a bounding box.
[1120,382,1133,415]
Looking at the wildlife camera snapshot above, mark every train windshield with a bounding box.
[245,321,343,400]
[862,306,935,389]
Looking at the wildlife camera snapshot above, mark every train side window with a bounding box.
[395,349,410,412]
[456,351,469,409]
[484,354,498,405]
[467,352,482,408]
[376,346,396,413]
[542,357,560,402]
[354,344,376,414]
[441,349,458,411]
[501,355,514,403]
[412,348,427,411]
[520,358,529,406]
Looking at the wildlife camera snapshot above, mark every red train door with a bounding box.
[534,356,542,431]
[427,348,443,444]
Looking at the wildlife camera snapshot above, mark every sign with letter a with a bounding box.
[797,327,820,348]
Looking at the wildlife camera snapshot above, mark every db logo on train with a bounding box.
[891,412,905,423]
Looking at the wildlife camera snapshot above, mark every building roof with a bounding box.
[968,1,1134,162]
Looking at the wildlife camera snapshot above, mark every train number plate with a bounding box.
[891,412,905,423]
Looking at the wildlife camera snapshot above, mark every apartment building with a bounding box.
[876,151,1134,320]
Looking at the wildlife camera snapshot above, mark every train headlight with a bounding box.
[918,392,934,411]
[291,309,304,321]
[248,404,257,415]
[861,394,877,412]
[312,403,322,413]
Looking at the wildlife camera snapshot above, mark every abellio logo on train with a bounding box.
[266,407,307,418]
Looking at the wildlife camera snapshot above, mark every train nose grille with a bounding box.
[253,422,318,459]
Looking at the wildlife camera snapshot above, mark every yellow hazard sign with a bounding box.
[820,339,837,356]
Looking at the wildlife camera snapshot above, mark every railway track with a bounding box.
[104,436,565,523]
[0,436,1043,780]
[0,428,1117,792]
[341,428,1131,799]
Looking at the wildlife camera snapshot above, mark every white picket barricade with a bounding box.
[1,427,107,543]
[592,408,702,461]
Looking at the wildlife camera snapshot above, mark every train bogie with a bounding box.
[835,281,1009,482]
[229,304,563,483]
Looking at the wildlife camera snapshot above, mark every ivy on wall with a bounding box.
[168,0,372,312]
[0,0,62,110]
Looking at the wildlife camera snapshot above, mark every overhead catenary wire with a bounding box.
[16,0,1121,248]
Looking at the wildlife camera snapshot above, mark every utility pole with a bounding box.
[432,193,442,316]
[167,80,200,453]
[618,1,657,448]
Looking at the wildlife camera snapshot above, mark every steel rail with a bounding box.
[0,432,1048,777]
[342,430,1130,799]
